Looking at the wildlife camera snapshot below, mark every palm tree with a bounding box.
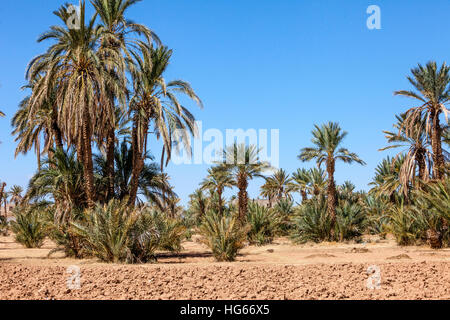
[92,0,159,200]
[12,80,63,168]
[299,122,365,231]
[27,1,122,207]
[394,61,450,180]
[0,182,6,215]
[260,169,292,205]
[9,185,24,206]
[200,166,234,215]
[219,143,271,221]
[126,43,202,206]
[369,155,406,203]
[188,189,209,220]
[26,148,86,222]
[292,167,327,202]
[380,113,432,189]
[94,140,175,207]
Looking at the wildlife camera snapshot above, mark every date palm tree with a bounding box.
[380,113,432,190]
[299,122,365,232]
[201,166,235,215]
[26,1,122,207]
[395,61,450,180]
[9,185,24,206]
[219,143,271,221]
[12,81,63,168]
[292,167,327,202]
[260,169,292,204]
[92,0,159,200]
[369,155,406,203]
[127,42,202,206]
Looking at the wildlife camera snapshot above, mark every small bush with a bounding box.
[199,211,248,262]
[336,203,367,241]
[388,204,417,246]
[290,199,333,243]
[273,199,295,234]
[247,202,281,245]
[11,206,47,248]
[71,200,136,263]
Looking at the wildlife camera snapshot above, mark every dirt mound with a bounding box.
[387,254,411,260]
[348,248,370,253]
[304,254,336,259]
[1,262,448,300]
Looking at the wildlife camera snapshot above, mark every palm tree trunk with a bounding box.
[430,109,445,180]
[82,107,96,208]
[237,173,248,222]
[326,159,337,238]
[416,149,427,181]
[106,126,115,200]
[0,183,6,216]
[217,186,224,215]
[300,189,307,202]
[128,115,148,206]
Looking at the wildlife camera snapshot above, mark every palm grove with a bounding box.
[0,0,449,263]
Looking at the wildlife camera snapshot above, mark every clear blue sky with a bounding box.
[1,0,450,205]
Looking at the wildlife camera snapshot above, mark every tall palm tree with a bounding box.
[9,185,24,206]
[292,167,327,202]
[380,113,432,188]
[369,155,406,203]
[12,81,63,168]
[188,189,209,221]
[92,0,159,200]
[395,61,450,180]
[219,143,271,221]
[200,166,234,215]
[127,43,202,205]
[260,169,292,204]
[299,122,365,231]
[27,1,122,207]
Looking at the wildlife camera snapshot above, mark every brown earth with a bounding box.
[1,234,449,300]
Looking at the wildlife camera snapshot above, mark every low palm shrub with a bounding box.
[336,203,367,241]
[71,200,136,263]
[388,204,418,246]
[247,202,281,245]
[199,211,247,262]
[273,199,295,234]
[290,198,333,243]
[11,205,47,248]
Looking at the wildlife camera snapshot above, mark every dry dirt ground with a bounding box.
[0,234,449,300]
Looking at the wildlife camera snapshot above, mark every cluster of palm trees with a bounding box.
[11,0,202,213]
[190,123,365,230]
[0,183,23,216]
[371,61,449,200]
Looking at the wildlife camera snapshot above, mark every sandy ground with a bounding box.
[0,234,449,300]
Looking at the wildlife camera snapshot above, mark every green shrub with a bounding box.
[336,203,367,241]
[71,200,136,263]
[11,206,47,248]
[247,202,281,245]
[290,199,333,243]
[388,204,418,246]
[0,215,8,236]
[199,211,248,262]
[273,199,295,234]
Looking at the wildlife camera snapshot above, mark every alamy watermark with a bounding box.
[171,121,280,170]
[66,265,81,290]
[366,5,381,30]
[366,265,381,290]
[66,4,80,30]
